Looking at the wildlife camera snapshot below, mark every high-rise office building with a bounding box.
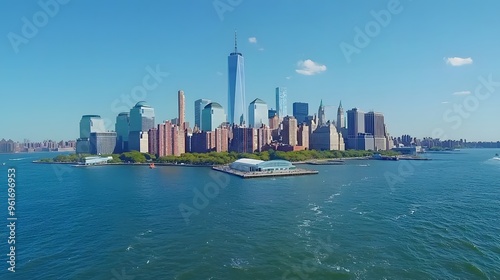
[336,101,345,130]
[178,90,185,129]
[195,99,211,129]
[128,101,155,152]
[202,102,226,131]
[115,112,129,153]
[268,109,277,119]
[79,115,105,139]
[293,102,308,123]
[248,98,268,128]
[347,108,365,150]
[77,115,106,154]
[297,124,310,149]
[282,116,298,146]
[365,111,387,151]
[275,87,287,119]
[347,108,365,138]
[365,112,385,137]
[317,100,327,127]
[228,32,246,125]
[90,132,117,155]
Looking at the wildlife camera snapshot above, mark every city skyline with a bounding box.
[2,1,500,141]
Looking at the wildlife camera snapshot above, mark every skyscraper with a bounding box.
[115,112,130,153]
[178,90,185,129]
[228,32,246,125]
[336,101,345,130]
[282,116,298,146]
[202,102,226,131]
[317,100,326,127]
[275,87,287,119]
[293,102,308,123]
[79,115,105,139]
[195,99,211,129]
[347,108,365,150]
[365,111,387,150]
[128,101,155,152]
[77,115,106,154]
[248,98,268,128]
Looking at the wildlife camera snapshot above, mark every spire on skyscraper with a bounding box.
[234,30,238,53]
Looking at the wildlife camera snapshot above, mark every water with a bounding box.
[0,149,499,279]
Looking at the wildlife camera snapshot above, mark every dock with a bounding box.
[212,165,319,178]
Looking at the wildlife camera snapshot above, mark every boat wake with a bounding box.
[9,157,29,161]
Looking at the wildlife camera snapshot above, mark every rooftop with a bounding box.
[134,101,150,108]
[233,158,265,165]
[250,98,266,105]
[204,102,223,109]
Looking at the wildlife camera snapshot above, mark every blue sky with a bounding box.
[1,0,500,142]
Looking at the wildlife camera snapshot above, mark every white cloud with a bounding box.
[445,57,473,66]
[441,101,449,104]
[452,90,471,96]
[216,71,223,76]
[258,47,264,51]
[248,37,257,44]
[295,59,327,75]
[285,76,291,80]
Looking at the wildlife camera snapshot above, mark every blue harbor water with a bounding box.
[0,149,499,279]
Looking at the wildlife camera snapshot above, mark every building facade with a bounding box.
[228,33,246,125]
[90,132,117,155]
[115,112,129,153]
[195,98,211,129]
[310,122,345,151]
[202,102,226,131]
[275,87,287,119]
[293,102,308,123]
[346,108,365,150]
[77,115,106,154]
[178,90,185,129]
[282,116,298,146]
[248,98,268,128]
[128,101,155,152]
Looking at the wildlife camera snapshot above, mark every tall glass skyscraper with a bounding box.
[128,101,155,152]
[79,115,105,139]
[195,99,211,129]
[77,115,106,154]
[275,87,287,119]
[292,102,308,123]
[115,112,130,153]
[202,102,226,131]
[248,98,268,128]
[228,32,246,126]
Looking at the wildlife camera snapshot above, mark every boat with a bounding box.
[149,163,156,169]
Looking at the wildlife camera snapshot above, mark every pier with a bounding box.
[212,165,318,178]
